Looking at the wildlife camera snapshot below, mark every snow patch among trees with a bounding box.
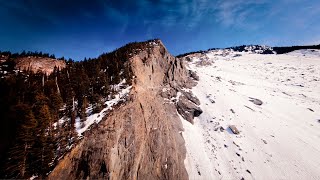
[75,80,132,136]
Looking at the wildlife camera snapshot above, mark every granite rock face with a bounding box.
[14,56,66,75]
[48,40,201,180]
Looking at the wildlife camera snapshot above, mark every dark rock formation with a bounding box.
[176,95,203,124]
[249,97,263,106]
[189,70,199,81]
[229,125,240,134]
[182,90,200,106]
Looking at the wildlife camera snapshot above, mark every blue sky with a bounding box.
[0,0,319,60]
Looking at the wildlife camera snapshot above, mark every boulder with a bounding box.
[182,90,200,105]
[176,96,202,124]
[229,125,240,134]
[249,98,263,106]
[189,70,199,81]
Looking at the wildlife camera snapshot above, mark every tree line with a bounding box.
[0,50,65,60]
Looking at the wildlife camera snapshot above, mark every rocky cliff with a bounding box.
[48,40,201,179]
[14,56,66,74]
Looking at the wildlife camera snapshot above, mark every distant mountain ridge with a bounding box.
[177,44,320,57]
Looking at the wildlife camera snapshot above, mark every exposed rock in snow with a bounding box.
[249,97,263,106]
[182,90,200,105]
[229,125,240,134]
[188,70,199,81]
[177,95,202,124]
[243,45,275,54]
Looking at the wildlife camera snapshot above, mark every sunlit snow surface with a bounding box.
[182,49,320,179]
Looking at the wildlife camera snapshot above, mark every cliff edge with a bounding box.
[48,40,201,180]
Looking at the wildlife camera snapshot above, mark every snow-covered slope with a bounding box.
[182,49,320,179]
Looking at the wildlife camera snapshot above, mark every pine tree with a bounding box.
[79,98,87,128]
[49,92,63,120]
[31,93,56,177]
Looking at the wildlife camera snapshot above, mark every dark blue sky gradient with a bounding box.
[0,0,319,60]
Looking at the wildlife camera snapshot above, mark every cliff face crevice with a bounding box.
[48,40,200,180]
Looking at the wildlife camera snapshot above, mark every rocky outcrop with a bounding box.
[176,95,202,124]
[189,70,199,81]
[249,97,263,106]
[229,125,240,134]
[48,40,201,179]
[14,56,66,75]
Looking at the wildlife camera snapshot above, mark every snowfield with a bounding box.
[182,49,320,179]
